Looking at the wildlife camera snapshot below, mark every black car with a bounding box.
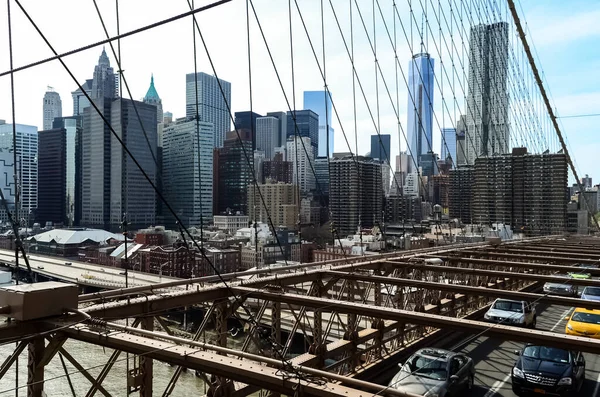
[511,344,585,396]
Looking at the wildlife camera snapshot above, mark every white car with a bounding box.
[484,299,536,328]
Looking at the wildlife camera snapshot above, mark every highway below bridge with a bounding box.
[0,236,600,397]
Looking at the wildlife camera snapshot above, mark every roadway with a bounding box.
[0,248,182,289]
[378,302,600,396]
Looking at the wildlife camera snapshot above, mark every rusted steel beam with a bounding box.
[62,326,420,397]
[385,261,600,287]
[0,341,26,380]
[27,338,45,397]
[426,255,600,275]
[324,271,600,309]
[232,287,600,354]
[450,249,597,265]
[512,244,600,255]
[492,247,600,259]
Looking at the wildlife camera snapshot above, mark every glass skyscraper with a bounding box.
[0,121,38,218]
[370,134,391,162]
[407,53,435,169]
[286,110,319,156]
[440,128,457,166]
[163,119,214,228]
[186,72,231,148]
[303,91,334,157]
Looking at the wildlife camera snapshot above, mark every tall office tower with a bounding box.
[186,72,231,148]
[0,148,16,223]
[286,110,319,156]
[37,127,66,226]
[217,129,253,214]
[329,156,383,236]
[108,99,157,229]
[303,91,334,157]
[407,53,435,166]
[256,116,280,160]
[371,134,392,196]
[455,115,467,166]
[263,152,293,184]
[143,74,163,124]
[0,121,38,221]
[163,118,214,228]
[440,128,457,166]
[37,117,82,227]
[465,22,509,164]
[91,47,117,101]
[582,174,593,190]
[313,157,330,197]
[266,111,287,147]
[247,181,299,230]
[81,49,117,229]
[370,134,391,162]
[43,87,62,130]
[81,98,157,230]
[71,79,93,116]
[253,150,265,184]
[286,136,315,194]
[234,111,262,132]
[403,172,420,198]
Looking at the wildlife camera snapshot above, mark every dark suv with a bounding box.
[511,344,585,396]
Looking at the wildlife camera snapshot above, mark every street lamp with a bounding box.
[159,261,170,282]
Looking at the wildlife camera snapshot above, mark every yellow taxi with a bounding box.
[565,307,600,338]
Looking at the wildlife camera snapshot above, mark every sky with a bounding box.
[0,0,598,184]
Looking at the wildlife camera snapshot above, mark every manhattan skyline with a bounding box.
[0,1,597,182]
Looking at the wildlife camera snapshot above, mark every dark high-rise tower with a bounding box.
[81,50,156,230]
[370,134,391,162]
[286,110,319,156]
[37,116,82,227]
[217,129,253,215]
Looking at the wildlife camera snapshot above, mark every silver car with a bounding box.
[389,348,475,396]
[543,274,577,297]
[484,299,536,328]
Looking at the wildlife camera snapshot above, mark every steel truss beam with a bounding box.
[231,287,600,354]
[489,247,600,260]
[453,250,598,265]
[62,326,420,397]
[421,256,600,276]
[0,341,26,380]
[324,271,600,309]
[385,262,600,287]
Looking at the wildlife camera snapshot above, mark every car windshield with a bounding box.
[572,312,600,325]
[584,287,600,296]
[522,346,570,363]
[404,354,448,381]
[493,300,523,313]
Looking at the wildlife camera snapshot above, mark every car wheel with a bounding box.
[512,385,521,396]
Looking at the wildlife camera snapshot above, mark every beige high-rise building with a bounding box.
[247,181,299,230]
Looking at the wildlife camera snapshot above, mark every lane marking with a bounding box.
[483,373,512,397]
[551,307,574,332]
[593,371,600,397]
